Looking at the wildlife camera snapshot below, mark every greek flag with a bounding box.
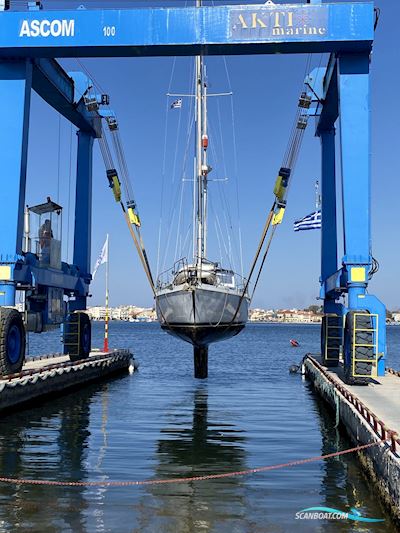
[92,235,108,279]
[171,98,182,109]
[294,210,322,232]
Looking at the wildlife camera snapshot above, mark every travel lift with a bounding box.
[0,0,386,383]
[0,59,109,374]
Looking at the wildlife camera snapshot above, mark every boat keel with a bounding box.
[194,346,208,379]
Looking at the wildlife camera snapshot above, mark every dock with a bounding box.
[304,355,400,521]
[0,350,134,414]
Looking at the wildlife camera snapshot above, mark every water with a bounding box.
[0,322,399,532]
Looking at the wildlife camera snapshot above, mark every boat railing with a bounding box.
[156,258,189,290]
[156,258,250,294]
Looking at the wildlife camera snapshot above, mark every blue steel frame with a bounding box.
[0,57,101,312]
[308,51,386,375]
[0,1,386,372]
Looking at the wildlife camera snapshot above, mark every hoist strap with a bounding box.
[251,225,277,300]
[120,204,156,296]
[228,202,276,326]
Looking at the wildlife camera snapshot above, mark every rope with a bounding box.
[0,440,383,488]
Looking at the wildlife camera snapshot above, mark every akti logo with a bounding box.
[295,506,384,523]
[19,19,75,38]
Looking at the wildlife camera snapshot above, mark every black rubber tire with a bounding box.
[63,312,91,362]
[321,315,341,367]
[344,311,373,385]
[0,308,26,375]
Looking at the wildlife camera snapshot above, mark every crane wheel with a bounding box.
[343,311,374,385]
[0,308,26,375]
[63,312,92,362]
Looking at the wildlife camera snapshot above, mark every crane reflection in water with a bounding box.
[0,387,93,531]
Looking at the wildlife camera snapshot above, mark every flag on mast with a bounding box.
[171,98,182,109]
[293,180,322,232]
[92,235,109,279]
[294,210,322,232]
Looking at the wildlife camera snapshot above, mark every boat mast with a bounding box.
[202,64,208,259]
[195,0,209,273]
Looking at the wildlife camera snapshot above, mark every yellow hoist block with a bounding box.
[273,176,286,201]
[112,176,121,202]
[128,208,141,227]
[272,207,285,226]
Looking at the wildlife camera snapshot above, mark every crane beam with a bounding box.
[0,3,374,58]
[32,58,101,137]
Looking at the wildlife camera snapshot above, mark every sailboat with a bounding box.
[155,0,249,379]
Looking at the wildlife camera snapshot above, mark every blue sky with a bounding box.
[25,0,400,310]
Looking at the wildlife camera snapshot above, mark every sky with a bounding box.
[24,0,400,311]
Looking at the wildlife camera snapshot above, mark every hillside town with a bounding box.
[86,305,400,325]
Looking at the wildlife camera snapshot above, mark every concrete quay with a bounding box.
[0,350,135,414]
[304,355,400,522]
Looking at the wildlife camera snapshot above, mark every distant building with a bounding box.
[249,308,322,323]
[87,305,156,322]
[249,308,275,321]
[87,307,107,320]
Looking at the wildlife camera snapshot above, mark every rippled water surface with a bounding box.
[0,322,399,532]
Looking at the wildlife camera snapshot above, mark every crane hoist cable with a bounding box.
[97,117,156,295]
[105,117,156,289]
[228,85,313,325]
[78,63,156,295]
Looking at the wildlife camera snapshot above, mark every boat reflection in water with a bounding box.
[139,386,248,531]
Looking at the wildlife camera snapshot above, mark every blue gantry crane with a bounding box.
[0,0,386,383]
[0,54,108,372]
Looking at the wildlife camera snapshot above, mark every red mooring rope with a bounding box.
[0,440,384,488]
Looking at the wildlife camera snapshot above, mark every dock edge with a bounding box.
[304,354,400,523]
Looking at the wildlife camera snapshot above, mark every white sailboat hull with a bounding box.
[155,284,249,347]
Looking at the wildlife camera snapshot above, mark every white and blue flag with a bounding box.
[294,210,322,232]
[92,235,109,279]
[170,98,182,109]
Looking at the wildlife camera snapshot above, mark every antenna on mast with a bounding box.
[315,180,321,211]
